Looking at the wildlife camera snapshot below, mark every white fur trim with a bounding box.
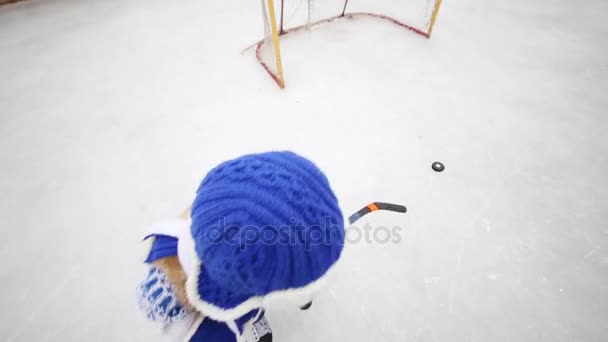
[238,309,264,342]
[145,219,190,238]
[177,228,194,277]
[251,309,263,324]
[184,313,205,342]
[155,313,198,342]
[184,227,340,321]
[141,236,156,263]
[226,320,245,342]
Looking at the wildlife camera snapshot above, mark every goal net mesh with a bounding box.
[257,0,440,87]
[280,0,436,33]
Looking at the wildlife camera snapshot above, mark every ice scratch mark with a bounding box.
[6,265,79,342]
[424,276,441,284]
[482,218,492,232]
[448,238,465,313]
[583,247,598,260]
[39,315,78,342]
[486,150,495,161]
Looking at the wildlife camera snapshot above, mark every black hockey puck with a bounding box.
[432,162,445,172]
[300,301,312,310]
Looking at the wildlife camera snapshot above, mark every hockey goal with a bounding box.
[256,0,443,88]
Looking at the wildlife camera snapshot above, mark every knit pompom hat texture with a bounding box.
[185,151,344,321]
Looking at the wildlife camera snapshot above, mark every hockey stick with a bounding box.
[348,202,407,224]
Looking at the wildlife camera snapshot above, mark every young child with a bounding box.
[137,151,345,342]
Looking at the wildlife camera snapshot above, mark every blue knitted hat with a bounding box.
[185,151,344,321]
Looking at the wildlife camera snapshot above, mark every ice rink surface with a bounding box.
[1,0,607,341]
